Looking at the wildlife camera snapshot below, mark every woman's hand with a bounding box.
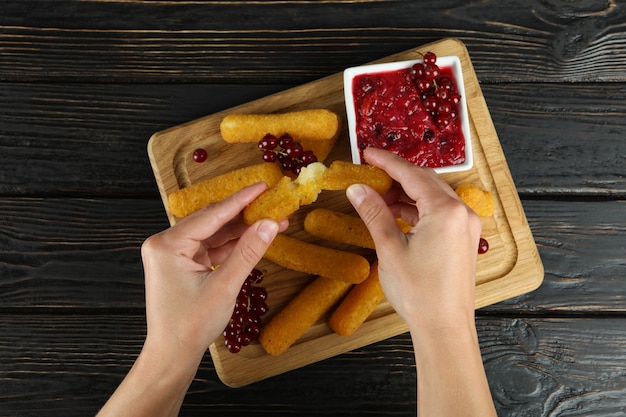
[141,181,287,359]
[346,148,496,417]
[98,182,286,417]
[346,147,482,333]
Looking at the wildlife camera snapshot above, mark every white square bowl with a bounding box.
[344,56,473,174]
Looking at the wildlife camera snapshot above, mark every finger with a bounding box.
[169,182,268,246]
[362,148,459,205]
[203,214,249,249]
[346,184,406,256]
[387,201,420,226]
[211,219,280,296]
[199,217,289,270]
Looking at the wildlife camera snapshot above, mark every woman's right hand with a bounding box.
[346,147,482,334]
[347,148,497,417]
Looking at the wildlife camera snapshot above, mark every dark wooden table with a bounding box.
[1,1,625,416]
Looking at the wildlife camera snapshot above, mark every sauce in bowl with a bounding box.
[345,55,472,173]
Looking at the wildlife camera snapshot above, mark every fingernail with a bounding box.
[257,220,279,243]
[346,184,367,207]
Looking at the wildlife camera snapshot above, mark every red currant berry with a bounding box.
[192,148,208,163]
[417,79,434,92]
[437,101,452,116]
[424,96,438,111]
[258,134,278,150]
[252,302,269,316]
[278,134,294,148]
[285,143,303,158]
[438,76,454,91]
[250,287,268,303]
[300,150,317,165]
[478,238,489,254]
[225,338,242,353]
[262,150,277,162]
[249,268,263,284]
[423,51,437,65]
[410,63,426,79]
[436,89,449,101]
[424,64,440,80]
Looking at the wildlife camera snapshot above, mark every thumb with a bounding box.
[346,184,405,255]
[215,219,280,294]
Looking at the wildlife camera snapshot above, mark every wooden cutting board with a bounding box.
[148,38,544,387]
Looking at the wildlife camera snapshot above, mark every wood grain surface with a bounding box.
[1,0,625,415]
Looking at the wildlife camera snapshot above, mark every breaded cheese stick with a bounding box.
[304,208,375,250]
[304,208,415,249]
[168,163,283,218]
[260,276,352,356]
[264,234,370,284]
[243,162,327,225]
[321,160,392,195]
[220,109,341,143]
[242,176,300,225]
[454,183,495,217]
[328,262,384,337]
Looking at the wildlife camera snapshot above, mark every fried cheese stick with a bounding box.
[328,262,384,337]
[242,162,327,225]
[259,276,352,356]
[321,160,392,195]
[304,208,375,249]
[220,109,341,143]
[167,163,284,218]
[304,208,414,249]
[454,183,495,217]
[264,234,371,284]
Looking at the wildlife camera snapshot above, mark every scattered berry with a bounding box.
[478,238,489,254]
[192,148,208,163]
[223,268,269,353]
[257,133,318,174]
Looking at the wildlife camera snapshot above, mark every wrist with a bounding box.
[408,316,479,356]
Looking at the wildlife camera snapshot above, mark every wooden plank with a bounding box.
[0,198,168,309]
[0,198,624,312]
[2,1,626,83]
[484,84,626,196]
[0,314,624,416]
[1,82,625,197]
[0,83,283,196]
[0,189,624,313]
[484,199,626,313]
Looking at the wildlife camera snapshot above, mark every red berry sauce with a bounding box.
[352,64,465,168]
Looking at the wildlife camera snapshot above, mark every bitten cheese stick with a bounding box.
[168,163,283,218]
[243,162,327,225]
[264,234,370,284]
[304,208,375,250]
[220,109,341,143]
[321,160,392,195]
[328,262,384,337]
[242,176,300,225]
[260,276,352,356]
